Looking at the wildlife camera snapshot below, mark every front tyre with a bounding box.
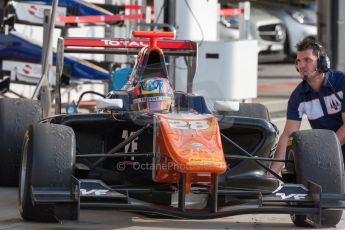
[286,129,344,227]
[19,123,78,222]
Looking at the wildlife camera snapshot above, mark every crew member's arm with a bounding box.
[336,112,345,145]
[268,119,301,176]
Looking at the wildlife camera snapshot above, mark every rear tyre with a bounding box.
[286,129,344,227]
[19,124,78,222]
[0,98,42,186]
[220,103,270,121]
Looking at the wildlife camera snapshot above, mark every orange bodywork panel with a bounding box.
[153,113,227,191]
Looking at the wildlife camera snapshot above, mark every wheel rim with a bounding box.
[19,135,29,210]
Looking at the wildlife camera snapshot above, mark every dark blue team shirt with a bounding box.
[287,69,345,152]
[287,70,345,129]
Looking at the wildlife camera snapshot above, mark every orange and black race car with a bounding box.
[1,31,345,228]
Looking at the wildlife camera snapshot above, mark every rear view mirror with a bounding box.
[96,98,123,110]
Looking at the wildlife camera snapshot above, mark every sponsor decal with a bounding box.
[101,40,147,47]
[122,130,138,152]
[22,64,32,75]
[275,192,307,200]
[134,96,170,103]
[324,92,343,114]
[80,189,109,196]
[28,5,38,16]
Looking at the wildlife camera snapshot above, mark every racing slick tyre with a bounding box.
[221,103,270,121]
[19,123,78,222]
[286,129,344,227]
[0,98,42,186]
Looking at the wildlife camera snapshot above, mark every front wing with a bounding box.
[31,178,345,227]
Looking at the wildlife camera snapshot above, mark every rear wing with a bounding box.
[59,37,198,56]
[57,31,198,77]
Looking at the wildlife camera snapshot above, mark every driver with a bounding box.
[129,77,174,114]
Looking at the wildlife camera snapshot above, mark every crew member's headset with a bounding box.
[295,42,341,101]
[295,42,330,73]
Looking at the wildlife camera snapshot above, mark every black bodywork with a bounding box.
[45,92,279,190]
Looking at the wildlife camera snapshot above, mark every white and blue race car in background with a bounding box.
[0,0,130,92]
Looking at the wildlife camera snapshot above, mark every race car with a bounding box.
[0,30,344,228]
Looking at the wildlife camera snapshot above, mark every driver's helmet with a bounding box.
[130,77,174,113]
